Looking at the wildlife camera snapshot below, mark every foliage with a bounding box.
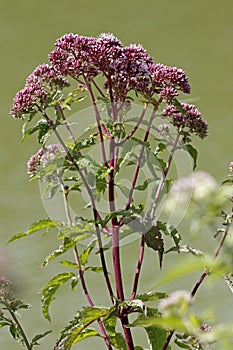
[2,33,233,350]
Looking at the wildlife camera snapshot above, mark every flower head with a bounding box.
[163,103,208,139]
[10,63,69,118]
[49,33,99,79]
[159,290,191,317]
[10,84,47,118]
[27,144,63,178]
[26,64,69,89]
[0,276,14,303]
[153,63,191,95]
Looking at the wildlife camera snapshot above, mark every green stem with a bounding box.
[6,305,32,350]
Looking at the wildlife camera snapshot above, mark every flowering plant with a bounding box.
[1,33,233,349]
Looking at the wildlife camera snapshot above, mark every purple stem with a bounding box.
[117,103,148,147]
[86,82,109,167]
[38,108,114,303]
[150,131,180,220]
[73,246,113,350]
[131,235,145,300]
[61,181,113,350]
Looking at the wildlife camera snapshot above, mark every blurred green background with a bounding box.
[1,0,233,348]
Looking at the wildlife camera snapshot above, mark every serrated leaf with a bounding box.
[136,292,168,303]
[70,328,100,343]
[54,306,116,350]
[185,144,198,170]
[79,239,97,266]
[42,272,75,321]
[58,225,94,240]
[104,316,127,350]
[41,237,76,267]
[8,219,63,243]
[144,309,169,350]
[31,330,52,345]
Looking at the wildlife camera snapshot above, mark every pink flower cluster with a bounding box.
[10,32,206,140]
[27,144,63,177]
[48,33,190,101]
[153,64,191,98]
[10,64,69,118]
[163,103,208,139]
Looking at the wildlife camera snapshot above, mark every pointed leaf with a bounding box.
[42,272,75,321]
[54,306,116,350]
[79,240,97,266]
[185,144,198,170]
[41,237,76,267]
[31,330,52,345]
[136,292,168,303]
[8,219,63,243]
[145,225,164,269]
[146,325,168,350]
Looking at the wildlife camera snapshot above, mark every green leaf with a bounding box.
[145,225,164,269]
[60,260,79,268]
[37,122,51,144]
[8,219,63,243]
[136,292,168,303]
[85,266,103,273]
[69,328,100,343]
[175,339,192,349]
[41,237,76,267]
[10,299,30,312]
[31,330,52,345]
[104,317,127,350]
[79,240,97,266]
[153,256,224,288]
[0,321,11,328]
[185,144,198,170]
[145,308,169,350]
[58,225,94,239]
[120,299,146,314]
[54,306,116,350]
[135,179,153,191]
[42,272,75,321]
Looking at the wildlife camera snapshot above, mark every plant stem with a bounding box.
[39,109,114,303]
[150,131,180,220]
[6,306,32,350]
[73,246,113,350]
[131,235,145,300]
[117,103,148,146]
[86,82,108,167]
[61,184,113,350]
[55,104,76,143]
